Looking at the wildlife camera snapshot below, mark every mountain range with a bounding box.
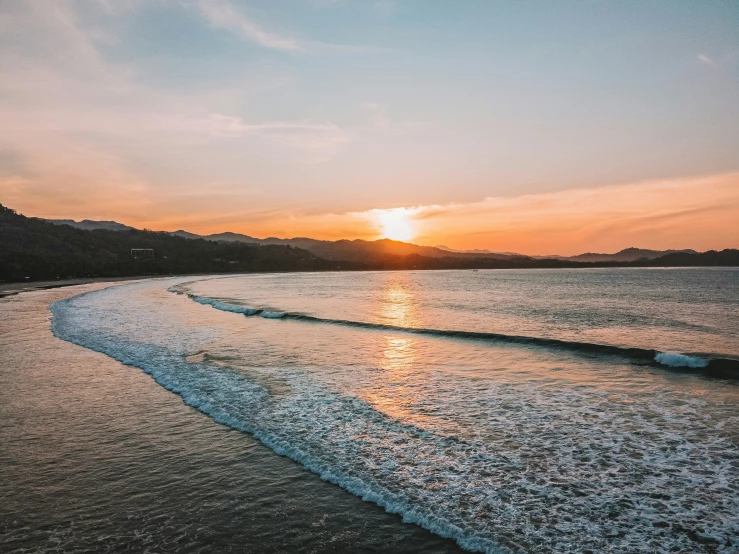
[48,219,135,232]
[50,218,699,263]
[0,205,735,283]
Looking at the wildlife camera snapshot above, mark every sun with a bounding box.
[378,209,414,242]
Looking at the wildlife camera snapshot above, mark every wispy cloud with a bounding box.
[0,0,355,222]
[130,173,739,249]
[189,0,385,54]
[346,173,739,255]
[697,53,719,68]
[197,114,354,161]
[191,0,302,51]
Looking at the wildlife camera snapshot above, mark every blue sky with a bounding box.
[1,1,738,251]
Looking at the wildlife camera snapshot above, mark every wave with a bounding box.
[654,352,710,369]
[49,292,508,553]
[188,295,264,316]
[48,282,739,553]
[181,292,739,379]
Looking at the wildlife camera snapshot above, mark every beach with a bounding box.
[17,269,737,553]
[0,277,146,298]
[0,281,463,553]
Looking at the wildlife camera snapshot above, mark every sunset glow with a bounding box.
[378,209,415,242]
[3,3,739,552]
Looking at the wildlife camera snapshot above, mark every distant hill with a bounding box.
[438,245,701,262]
[47,219,136,232]
[46,219,516,260]
[563,247,698,263]
[169,232,517,262]
[5,208,730,283]
[42,218,709,264]
[254,238,517,262]
[436,245,525,257]
[170,229,207,240]
[2,206,341,282]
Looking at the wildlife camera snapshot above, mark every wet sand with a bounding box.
[0,276,146,298]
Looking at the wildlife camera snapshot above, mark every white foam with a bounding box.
[190,295,259,315]
[260,311,285,319]
[655,351,710,368]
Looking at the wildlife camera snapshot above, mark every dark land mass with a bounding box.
[1,205,338,282]
[48,219,136,232]
[434,245,698,262]
[57,217,707,263]
[562,247,699,263]
[1,205,737,283]
[172,231,515,261]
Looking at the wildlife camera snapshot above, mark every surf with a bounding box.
[178,290,739,379]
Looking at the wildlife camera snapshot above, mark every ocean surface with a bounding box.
[3,268,739,553]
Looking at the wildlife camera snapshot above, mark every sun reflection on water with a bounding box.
[360,334,424,423]
[376,275,419,328]
[382,336,416,371]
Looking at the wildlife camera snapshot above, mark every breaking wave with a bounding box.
[654,351,710,368]
[182,291,739,379]
[48,281,739,553]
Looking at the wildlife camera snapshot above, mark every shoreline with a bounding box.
[1,280,464,553]
[0,276,149,298]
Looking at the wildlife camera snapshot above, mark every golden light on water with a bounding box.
[378,278,418,328]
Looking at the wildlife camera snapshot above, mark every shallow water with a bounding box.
[184,268,739,358]
[0,285,463,553]
[37,269,739,553]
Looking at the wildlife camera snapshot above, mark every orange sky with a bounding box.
[4,172,738,256]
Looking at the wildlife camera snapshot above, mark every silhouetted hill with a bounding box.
[170,229,207,240]
[564,247,698,263]
[173,232,516,261]
[1,205,341,282]
[48,219,135,232]
[4,205,735,282]
[41,217,715,265]
[258,238,516,262]
[44,218,518,260]
[435,245,526,256]
[631,249,739,267]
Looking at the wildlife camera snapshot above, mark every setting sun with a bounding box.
[378,209,414,242]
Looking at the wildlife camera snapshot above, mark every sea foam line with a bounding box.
[179,291,738,379]
[49,296,507,554]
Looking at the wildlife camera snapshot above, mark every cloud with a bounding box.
[191,0,302,51]
[0,0,356,223]
[137,173,738,249]
[697,53,718,68]
[347,173,739,255]
[190,0,384,54]
[130,173,739,250]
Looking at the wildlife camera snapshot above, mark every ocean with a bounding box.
[2,268,738,553]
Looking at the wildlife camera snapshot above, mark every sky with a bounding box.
[1,0,737,255]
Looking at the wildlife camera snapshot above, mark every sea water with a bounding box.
[13,269,739,552]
